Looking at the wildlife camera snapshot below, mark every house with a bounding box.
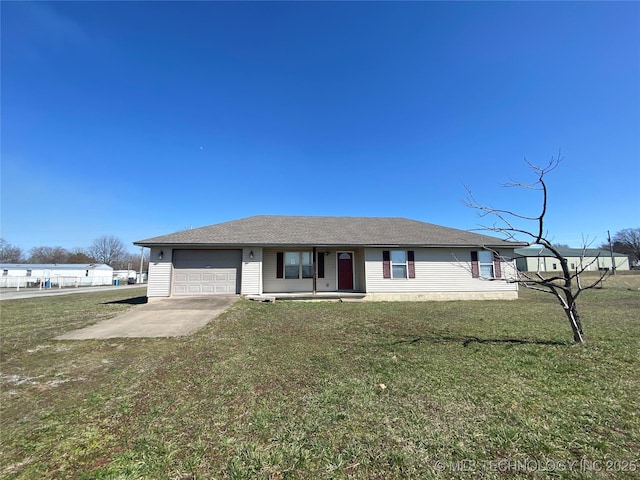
[134,215,527,301]
[514,247,630,272]
[0,263,114,288]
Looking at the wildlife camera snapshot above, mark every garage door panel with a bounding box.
[174,273,188,282]
[214,272,233,282]
[172,250,241,296]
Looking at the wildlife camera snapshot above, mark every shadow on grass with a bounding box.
[103,296,148,306]
[390,335,569,348]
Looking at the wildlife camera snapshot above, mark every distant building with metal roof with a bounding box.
[514,247,630,272]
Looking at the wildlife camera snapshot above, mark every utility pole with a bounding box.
[607,230,617,275]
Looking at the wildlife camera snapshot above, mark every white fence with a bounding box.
[0,276,114,289]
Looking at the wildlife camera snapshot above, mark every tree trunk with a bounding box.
[564,301,585,344]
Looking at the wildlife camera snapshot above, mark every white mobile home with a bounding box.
[0,263,114,288]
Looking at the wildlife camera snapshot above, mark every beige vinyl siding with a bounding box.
[313,250,337,292]
[147,247,172,297]
[364,248,518,293]
[241,247,262,295]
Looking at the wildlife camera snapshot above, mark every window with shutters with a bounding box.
[471,250,502,279]
[383,250,416,279]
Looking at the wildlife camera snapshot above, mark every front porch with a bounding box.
[261,247,366,295]
[246,291,367,302]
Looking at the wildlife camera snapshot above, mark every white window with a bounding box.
[2,270,7,276]
[391,250,408,279]
[284,252,313,279]
[478,251,494,278]
[26,269,32,277]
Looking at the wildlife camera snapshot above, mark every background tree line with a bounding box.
[0,235,148,271]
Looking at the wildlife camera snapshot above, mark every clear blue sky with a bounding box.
[2,1,639,254]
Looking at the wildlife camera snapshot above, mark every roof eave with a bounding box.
[133,241,527,248]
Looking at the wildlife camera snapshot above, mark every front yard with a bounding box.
[1,277,639,479]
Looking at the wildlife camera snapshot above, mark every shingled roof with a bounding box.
[134,215,525,248]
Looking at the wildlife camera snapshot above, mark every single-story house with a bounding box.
[514,247,630,272]
[134,215,527,301]
[0,263,114,288]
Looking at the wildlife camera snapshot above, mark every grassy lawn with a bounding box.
[1,278,639,479]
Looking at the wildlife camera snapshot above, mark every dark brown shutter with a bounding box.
[471,251,480,278]
[276,252,284,278]
[318,252,325,279]
[408,250,415,278]
[383,250,391,278]
[493,252,502,278]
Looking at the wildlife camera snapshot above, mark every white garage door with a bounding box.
[172,249,242,295]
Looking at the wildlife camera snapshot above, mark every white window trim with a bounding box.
[478,251,495,279]
[391,250,408,279]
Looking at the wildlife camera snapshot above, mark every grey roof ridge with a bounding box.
[134,215,527,247]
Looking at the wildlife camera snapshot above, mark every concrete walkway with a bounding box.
[56,296,239,340]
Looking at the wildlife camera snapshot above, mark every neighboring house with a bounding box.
[134,215,527,301]
[0,263,114,288]
[514,247,630,272]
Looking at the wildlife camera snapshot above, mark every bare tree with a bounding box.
[112,251,148,272]
[609,228,640,266]
[0,239,24,263]
[88,235,126,266]
[28,246,71,264]
[465,155,607,344]
[66,248,96,264]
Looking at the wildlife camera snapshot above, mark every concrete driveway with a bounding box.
[56,296,239,340]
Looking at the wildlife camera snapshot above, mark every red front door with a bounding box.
[337,252,354,290]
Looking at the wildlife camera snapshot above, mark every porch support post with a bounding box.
[312,246,317,295]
